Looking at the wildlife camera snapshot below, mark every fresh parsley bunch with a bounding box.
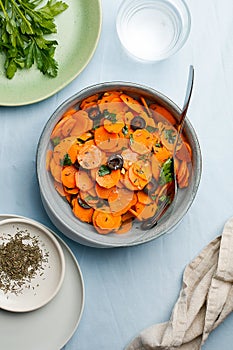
[0,0,68,79]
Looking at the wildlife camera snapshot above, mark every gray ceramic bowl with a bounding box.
[36,82,201,248]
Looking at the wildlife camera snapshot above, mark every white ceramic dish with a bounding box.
[36,81,202,248]
[0,215,84,350]
[0,217,65,312]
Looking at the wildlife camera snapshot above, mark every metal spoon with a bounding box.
[141,65,194,230]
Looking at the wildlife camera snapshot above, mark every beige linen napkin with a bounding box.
[126,216,233,350]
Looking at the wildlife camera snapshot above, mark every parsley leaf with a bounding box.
[61,153,72,166]
[98,165,111,177]
[103,109,117,123]
[159,158,174,185]
[164,129,176,144]
[0,0,68,79]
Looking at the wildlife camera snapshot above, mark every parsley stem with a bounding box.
[0,0,8,18]
[9,0,34,34]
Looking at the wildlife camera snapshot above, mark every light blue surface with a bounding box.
[1,0,233,349]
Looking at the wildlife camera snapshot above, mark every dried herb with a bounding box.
[0,229,49,295]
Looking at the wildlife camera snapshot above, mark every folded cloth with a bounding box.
[125,216,233,350]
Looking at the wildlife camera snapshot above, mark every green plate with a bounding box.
[0,0,102,106]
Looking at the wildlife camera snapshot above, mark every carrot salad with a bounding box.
[46,91,192,235]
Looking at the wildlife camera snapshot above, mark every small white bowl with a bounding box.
[0,218,65,312]
[116,0,191,62]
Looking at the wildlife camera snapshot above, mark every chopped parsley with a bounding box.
[98,165,111,177]
[61,153,72,166]
[103,109,117,123]
[164,129,176,144]
[159,158,174,185]
[51,136,60,146]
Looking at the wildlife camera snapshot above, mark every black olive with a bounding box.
[74,160,80,170]
[130,116,146,131]
[87,106,101,120]
[78,197,91,209]
[107,154,124,170]
[143,178,158,195]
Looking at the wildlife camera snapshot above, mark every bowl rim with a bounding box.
[36,81,202,247]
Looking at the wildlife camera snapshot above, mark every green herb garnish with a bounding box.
[51,136,60,146]
[0,0,68,79]
[159,158,174,185]
[98,164,111,177]
[154,142,162,148]
[164,129,176,144]
[122,125,129,135]
[129,133,134,145]
[103,109,117,123]
[61,153,72,166]
[146,125,157,133]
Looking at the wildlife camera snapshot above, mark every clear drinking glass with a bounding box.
[116,0,191,62]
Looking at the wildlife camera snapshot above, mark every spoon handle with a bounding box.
[140,66,194,231]
[177,65,194,136]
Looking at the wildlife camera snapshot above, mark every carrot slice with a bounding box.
[80,94,99,109]
[67,142,81,164]
[160,125,182,152]
[72,197,94,223]
[46,149,53,171]
[50,157,62,183]
[50,115,70,139]
[61,117,76,137]
[137,191,153,205]
[61,165,77,188]
[62,108,77,118]
[120,93,144,114]
[64,186,79,194]
[96,169,121,189]
[140,96,153,118]
[132,160,152,182]
[128,166,148,190]
[108,188,135,216]
[176,141,192,162]
[70,110,93,136]
[75,170,93,191]
[130,129,153,154]
[79,191,98,207]
[99,101,126,114]
[96,183,115,199]
[54,180,66,196]
[77,144,102,169]
[103,113,125,133]
[53,136,77,165]
[94,126,119,151]
[122,211,135,222]
[124,111,135,127]
[116,220,132,234]
[177,160,190,188]
[150,104,176,125]
[121,149,138,170]
[151,154,161,181]
[133,202,158,220]
[94,211,121,230]
[152,145,171,163]
[121,170,139,191]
